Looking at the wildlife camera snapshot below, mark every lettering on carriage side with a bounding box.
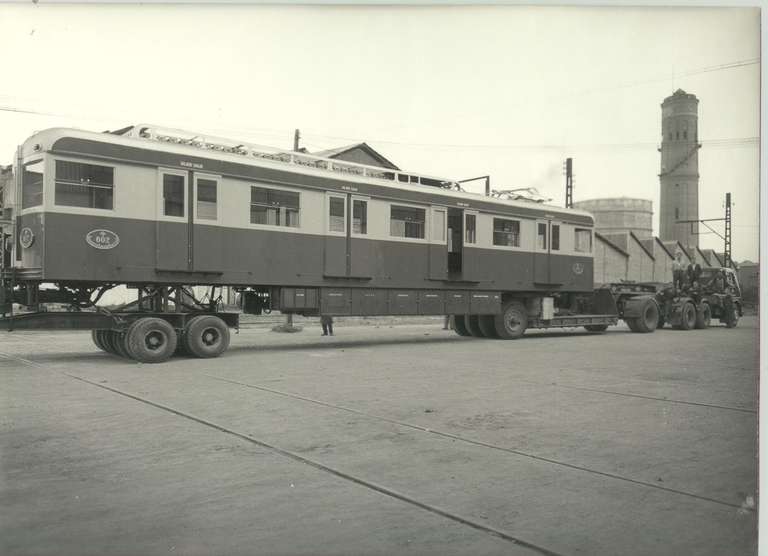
[180,161,203,169]
[341,185,358,192]
[572,262,584,275]
[457,202,470,208]
[19,228,34,249]
[86,229,120,250]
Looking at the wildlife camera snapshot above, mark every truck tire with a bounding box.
[629,298,659,333]
[478,315,499,338]
[183,315,230,358]
[584,324,609,333]
[125,317,178,363]
[694,304,711,329]
[104,330,123,356]
[453,315,471,337]
[493,300,528,340]
[677,302,696,331]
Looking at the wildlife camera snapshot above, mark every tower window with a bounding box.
[676,131,679,140]
[683,131,687,139]
[675,183,679,187]
[675,208,680,220]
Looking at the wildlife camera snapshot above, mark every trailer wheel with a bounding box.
[183,315,230,358]
[694,304,711,329]
[114,332,131,358]
[629,298,659,333]
[91,330,107,352]
[478,315,499,338]
[452,315,471,337]
[103,331,121,356]
[464,315,485,338]
[584,324,609,333]
[493,301,528,340]
[677,302,696,331]
[125,317,178,363]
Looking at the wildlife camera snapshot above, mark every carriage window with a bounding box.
[465,214,476,244]
[432,209,446,242]
[22,160,44,209]
[55,161,113,210]
[537,223,547,249]
[390,205,425,239]
[353,200,367,234]
[575,228,592,253]
[551,224,560,251]
[329,196,345,233]
[493,218,520,247]
[163,174,185,217]
[250,186,300,228]
[196,179,217,220]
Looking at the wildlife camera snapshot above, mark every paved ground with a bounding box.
[1,317,759,556]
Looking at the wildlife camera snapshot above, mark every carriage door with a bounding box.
[324,192,347,277]
[534,219,565,285]
[462,210,481,281]
[192,173,223,272]
[428,207,448,280]
[349,196,373,278]
[156,169,189,272]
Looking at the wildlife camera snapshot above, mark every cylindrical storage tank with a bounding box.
[573,197,653,238]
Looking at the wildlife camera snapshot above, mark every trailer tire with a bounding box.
[678,302,696,331]
[115,332,132,358]
[629,298,659,333]
[464,315,485,338]
[92,330,107,352]
[478,315,499,338]
[125,317,178,363]
[694,304,711,329]
[103,331,122,356]
[584,324,609,333]
[493,301,528,340]
[452,315,471,337]
[183,315,230,358]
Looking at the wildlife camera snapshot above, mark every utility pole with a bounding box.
[564,158,573,208]
[282,128,302,331]
[724,192,732,268]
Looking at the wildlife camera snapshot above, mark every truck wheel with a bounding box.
[630,298,659,333]
[678,302,696,331]
[493,301,528,340]
[584,324,609,333]
[478,315,499,338]
[695,304,711,329]
[183,315,230,358]
[452,315,471,337]
[125,317,178,363]
[464,315,485,338]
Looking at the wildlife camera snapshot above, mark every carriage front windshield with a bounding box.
[22,160,44,209]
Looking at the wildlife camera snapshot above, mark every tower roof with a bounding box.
[662,89,698,104]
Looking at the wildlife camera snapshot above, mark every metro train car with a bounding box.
[0,125,658,362]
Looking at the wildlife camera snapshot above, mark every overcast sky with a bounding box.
[0,4,760,261]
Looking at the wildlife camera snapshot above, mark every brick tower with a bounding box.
[659,89,700,248]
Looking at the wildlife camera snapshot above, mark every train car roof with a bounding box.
[21,126,594,224]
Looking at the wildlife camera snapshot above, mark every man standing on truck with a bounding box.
[672,251,685,291]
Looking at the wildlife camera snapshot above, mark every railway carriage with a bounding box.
[0,125,658,362]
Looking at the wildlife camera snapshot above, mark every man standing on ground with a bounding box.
[321,314,334,336]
